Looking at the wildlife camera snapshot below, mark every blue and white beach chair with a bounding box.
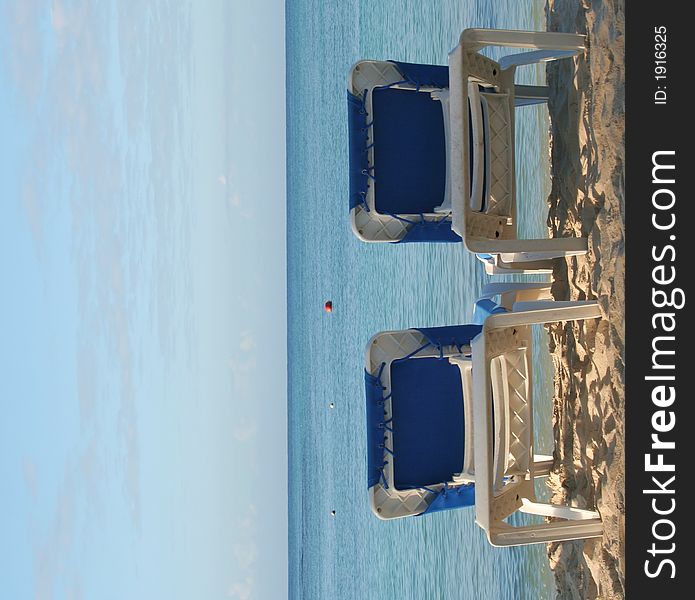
[364,283,603,546]
[348,29,589,274]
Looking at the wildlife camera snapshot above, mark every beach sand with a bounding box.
[543,0,625,598]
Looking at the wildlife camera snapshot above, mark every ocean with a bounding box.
[287,1,557,598]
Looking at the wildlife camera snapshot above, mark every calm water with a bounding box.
[287,1,557,598]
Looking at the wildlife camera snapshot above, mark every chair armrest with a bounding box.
[487,518,603,547]
[479,282,553,306]
[499,49,582,70]
[477,254,555,275]
[460,29,586,52]
[485,301,602,328]
[465,236,588,256]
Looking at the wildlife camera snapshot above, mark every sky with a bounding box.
[0,1,287,599]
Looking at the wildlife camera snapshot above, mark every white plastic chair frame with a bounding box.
[348,42,562,255]
[365,327,475,520]
[348,60,453,244]
[366,282,553,520]
[477,253,555,276]
[448,29,589,267]
[462,298,603,546]
[365,282,603,546]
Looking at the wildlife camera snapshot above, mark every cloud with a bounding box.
[225,192,254,220]
[228,355,256,375]
[51,0,68,33]
[77,340,97,425]
[32,467,77,600]
[0,0,45,106]
[232,542,258,571]
[80,438,102,511]
[66,579,84,600]
[239,332,255,353]
[227,577,253,600]
[22,458,38,500]
[3,0,200,596]
[239,503,257,530]
[228,356,258,414]
[119,399,141,531]
[228,354,257,402]
[239,207,255,221]
[227,504,258,598]
[22,181,44,254]
[232,418,257,442]
[229,331,258,391]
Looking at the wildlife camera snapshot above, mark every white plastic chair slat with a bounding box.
[519,498,600,520]
[366,291,604,545]
[532,455,554,477]
[478,254,555,275]
[468,297,603,546]
[348,60,451,243]
[489,519,603,546]
[499,49,581,70]
[480,282,551,298]
[468,83,485,212]
[469,236,589,255]
[445,29,589,267]
[449,355,475,479]
[461,29,586,52]
[431,90,452,213]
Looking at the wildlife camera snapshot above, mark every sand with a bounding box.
[542,0,625,598]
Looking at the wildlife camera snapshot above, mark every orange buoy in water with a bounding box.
[324,301,333,313]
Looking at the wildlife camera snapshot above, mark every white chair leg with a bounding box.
[481,282,552,297]
[470,236,588,259]
[477,254,555,275]
[512,300,599,313]
[514,84,550,107]
[461,29,586,52]
[479,283,553,311]
[520,498,600,521]
[532,454,555,477]
[515,97,547,107]
[489,518,603,546]
[482,258,555,275]
[501,49,582,70]
[499,250,587,263]
[487,301,602,327]
[431,90,452,213]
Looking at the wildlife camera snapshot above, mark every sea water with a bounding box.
[287,1,557,598]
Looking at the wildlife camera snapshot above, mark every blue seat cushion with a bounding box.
[472,298,507,325]
[389,357,465,489]
[371,87,447,215]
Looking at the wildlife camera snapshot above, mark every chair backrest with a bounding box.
[347,59,513,245]
[348,60,461,243]
[365,326,481,519]
[447,44,518,245]
[370,87,447,216]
